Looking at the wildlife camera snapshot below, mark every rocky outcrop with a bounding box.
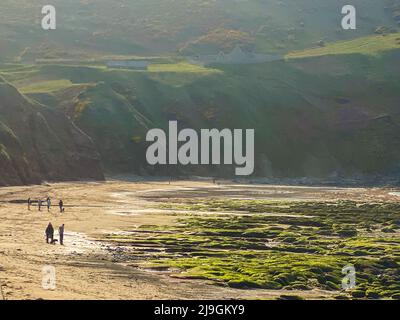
[0,77,104,186]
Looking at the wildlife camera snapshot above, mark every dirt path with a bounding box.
[0,180,398,300]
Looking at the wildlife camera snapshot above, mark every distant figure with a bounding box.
[59,200,64,213]
[45,223,54,244]
[38,199,42,212]
[59,224,65,245]
[46,197,51,212]
[27,198,31,211]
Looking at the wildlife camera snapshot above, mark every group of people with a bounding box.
[26,197,66,245]
[45,223,65,245]
[27,197,64,213]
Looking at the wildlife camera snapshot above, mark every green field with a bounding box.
[286,33,400,59]
[148,63,221,74]
[18,79,75,94]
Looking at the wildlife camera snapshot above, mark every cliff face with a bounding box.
[46,51,400,179]
[0,78,104,186]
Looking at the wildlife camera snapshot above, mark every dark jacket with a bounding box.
[46,224,54,235]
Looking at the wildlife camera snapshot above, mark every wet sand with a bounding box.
[0,180,398,300]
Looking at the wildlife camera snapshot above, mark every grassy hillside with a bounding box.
[0,76,104,186]
[1,0,399,61]
[2,35,400,178]
[2,0,400,180]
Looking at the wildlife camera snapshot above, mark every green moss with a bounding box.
[278,295,304,300]
[101,199,400,299]
[366,290,381,299]
[352,290,366,298]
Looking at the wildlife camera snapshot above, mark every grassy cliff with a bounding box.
[0,75,104,186]
[2,33,399,179]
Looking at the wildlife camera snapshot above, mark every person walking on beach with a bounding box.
[38,199,42,212]
[45,223,54,244]
[59,224,65,245]
[27,198,31,211]
[59,200,64,213]
[46,197,51,212]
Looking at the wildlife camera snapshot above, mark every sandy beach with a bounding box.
[0,179,398,300]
